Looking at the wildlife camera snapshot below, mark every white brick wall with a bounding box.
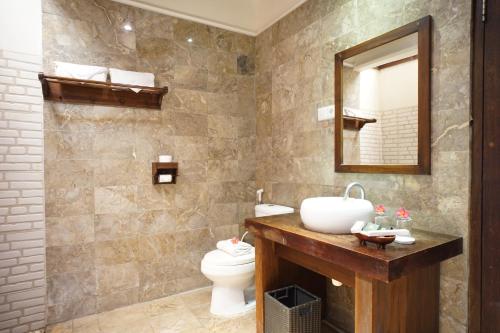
[0,49,45,333]
[358,109,384,164]
[357,106,418,165]
[381,106,418,164]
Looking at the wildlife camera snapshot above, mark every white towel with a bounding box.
[109,68,155,93]
[350,221,366,233]
[216,239,253,257]
[359,229,411,237]
[54,61,108,82]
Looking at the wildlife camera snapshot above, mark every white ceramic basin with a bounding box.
[300,196,374,234]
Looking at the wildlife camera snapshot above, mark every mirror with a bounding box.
[335,16,431,174]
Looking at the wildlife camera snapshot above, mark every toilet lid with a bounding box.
[203,248,255,266]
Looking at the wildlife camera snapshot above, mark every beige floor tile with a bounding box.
[189,302,228,329]
[98,303,149,331]
[179,287,212,310]
[146,294,187,317]
[178,329,208,333]
[106,319,157,333]
[209,314,256,333]
[189,295,256,332]
[151,308,204,333]
[72,314,100,333]
[45,287,257,333]
[46,321,73,333]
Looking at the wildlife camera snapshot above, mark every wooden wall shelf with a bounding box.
[38,73,168,109]
[152,162,178,184]
[343,115,377,130]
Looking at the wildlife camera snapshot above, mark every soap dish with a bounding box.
[395,235,416,245]
[354,233,396,249]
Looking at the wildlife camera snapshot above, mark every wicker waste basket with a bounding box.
[264,285,321,333]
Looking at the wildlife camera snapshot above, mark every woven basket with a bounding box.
[264,285,321,333]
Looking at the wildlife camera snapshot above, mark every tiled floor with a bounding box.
[45,287,256,333]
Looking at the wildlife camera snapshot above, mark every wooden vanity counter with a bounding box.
[245,213,463,333]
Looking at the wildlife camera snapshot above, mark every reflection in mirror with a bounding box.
[342,32,418,165]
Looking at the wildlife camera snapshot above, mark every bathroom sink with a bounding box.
[300,183,374,234]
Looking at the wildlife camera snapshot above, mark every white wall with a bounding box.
[112,0,307,35]
[0,1,42,55]
[0,1,45,332]
[359,69,380,111]
[379,60,418,110]
[356,61,418,165]
[358,60,418,112]
[358,69,383,164]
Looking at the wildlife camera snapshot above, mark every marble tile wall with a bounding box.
[42,0,256,324]
[255,0,470,332]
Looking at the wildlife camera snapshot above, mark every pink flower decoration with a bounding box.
[231,237,239,244]
[396,208,410,219]
[375,204,385,215]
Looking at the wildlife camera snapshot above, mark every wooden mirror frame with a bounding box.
[334,16,432,174]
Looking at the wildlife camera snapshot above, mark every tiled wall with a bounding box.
[255,0,470,332]
[380,106,418,164]
[356,106,419,165]
[42,0,256,324]
[0,50,46,332]
[358,109,383,164]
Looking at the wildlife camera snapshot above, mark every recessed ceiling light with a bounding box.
[187,37,193,43]
[123,23,133,31]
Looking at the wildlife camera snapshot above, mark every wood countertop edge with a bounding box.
[245,216,463,283]
[245,219,392,281]
[386,236,463,280]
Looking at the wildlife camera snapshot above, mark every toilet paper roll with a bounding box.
[159,155,173,162]
[158,174,173,183]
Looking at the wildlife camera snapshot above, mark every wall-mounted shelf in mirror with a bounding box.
[334,16,432,175]
[343,116,377,131]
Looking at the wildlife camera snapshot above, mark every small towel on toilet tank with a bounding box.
[216,239,253,257]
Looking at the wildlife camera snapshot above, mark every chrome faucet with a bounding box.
[343,182,366,200]
[256,189,264,205]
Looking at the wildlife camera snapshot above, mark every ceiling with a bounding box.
[112,0,308,36]
[345,33,418,71]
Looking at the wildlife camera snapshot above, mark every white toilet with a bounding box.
[201,248,255,316]
[201,203,294,317]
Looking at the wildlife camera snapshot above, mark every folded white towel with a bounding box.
[54,61,108,82]
[109,68,155,93]
[216,238,253,257]
[360,229,411,237]
[350,221,366,233]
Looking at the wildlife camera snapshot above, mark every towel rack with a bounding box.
[38,73,168,109]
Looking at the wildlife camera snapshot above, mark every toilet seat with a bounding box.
[202,249,255,266]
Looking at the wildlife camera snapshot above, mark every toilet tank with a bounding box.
[255,204,294,217]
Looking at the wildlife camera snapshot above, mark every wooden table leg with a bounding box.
[255,236,279,333]
[355,274,375,332]
[354,264,440,333]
